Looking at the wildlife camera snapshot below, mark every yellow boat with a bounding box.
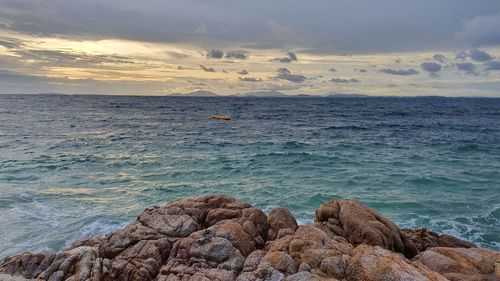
[212,114,231,120]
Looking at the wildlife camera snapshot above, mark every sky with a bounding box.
[1,0,500,96]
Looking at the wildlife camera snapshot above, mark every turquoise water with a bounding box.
[0,94,499,257]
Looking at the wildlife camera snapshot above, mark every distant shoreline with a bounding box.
[2,93,500,99]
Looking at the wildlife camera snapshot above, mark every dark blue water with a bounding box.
[0,94,499,257]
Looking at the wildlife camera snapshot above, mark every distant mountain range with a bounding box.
[170,90,369,98]
[236,91,289,97]
[170,90,219,97]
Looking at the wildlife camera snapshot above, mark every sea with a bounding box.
[0,94,499,258]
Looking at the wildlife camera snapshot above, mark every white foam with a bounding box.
[64,220,128,248]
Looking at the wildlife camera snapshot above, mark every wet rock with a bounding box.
[0,252,51,279]
[402,228,476,252]
[315,199,419,258]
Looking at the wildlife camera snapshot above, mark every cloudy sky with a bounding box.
[1,0,500,96]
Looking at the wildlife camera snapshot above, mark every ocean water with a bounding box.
[0,94,499,257]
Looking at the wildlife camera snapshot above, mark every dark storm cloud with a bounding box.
[328,68,337,72]
[485,60,500,70]
[239,77,262,82]
[433,54,447,63]
[420,62,442,73]
[330,78,360,83]
[200,65,216,72]
[455,51,469,60]
[287,52,297,61]
[2,0,500,53]
[166,51,190,59]
[273,52,298,63]
[225,50,248,59]
[11,48,135,66]
[207,49,224,59]
[0,69,95,85]
[207,49,247,59]
[0,38,23,49]
[275,68,306,83]
[237,70,248,75]
[455,62,476,72]
[380,68,419,75]
[0,69,46,83]
[470,49,494,61]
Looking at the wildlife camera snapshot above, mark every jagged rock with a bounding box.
[0,195,498,281]
[267,208,298,241]
[402,228,476,252]
[0,252,51,279]
[0,273,32,281]
[415,247,500,281]
[315,199,419,258]
[346,245,448,281]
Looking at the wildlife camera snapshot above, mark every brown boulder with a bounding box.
[402,228,475,252]
[1,195,498,281]
[267,208,298,241]
[415,247,500,281]
[0,252,52,279]
[346,244,448,281]
[259,251,296,275]
[315,199,418,258]
[285,271,339,281]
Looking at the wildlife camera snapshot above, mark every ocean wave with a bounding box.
[397,207,500,250]
[64,220,129,248]
[323,125,369,131]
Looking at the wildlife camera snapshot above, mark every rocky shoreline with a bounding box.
[1,195,498,281]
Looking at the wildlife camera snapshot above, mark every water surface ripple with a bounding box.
[0,95,499,257]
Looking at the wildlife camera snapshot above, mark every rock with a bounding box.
[0,252,51,279]
[139,212,199,238]
[206,209,242,226]
[242,250,266,272]
[402,228,476,252]
[236,267,284,281]
[267,208,298,241]
[315,199,419,258]
[0,273,32,281]
[1,195,498,281]
[259,251,296,275]
[346,245,448,281]
[210,222,255,257]
[415,247,500,281]
[277,228,295,239]
[285,271,338,281]
[109,238,171,280]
